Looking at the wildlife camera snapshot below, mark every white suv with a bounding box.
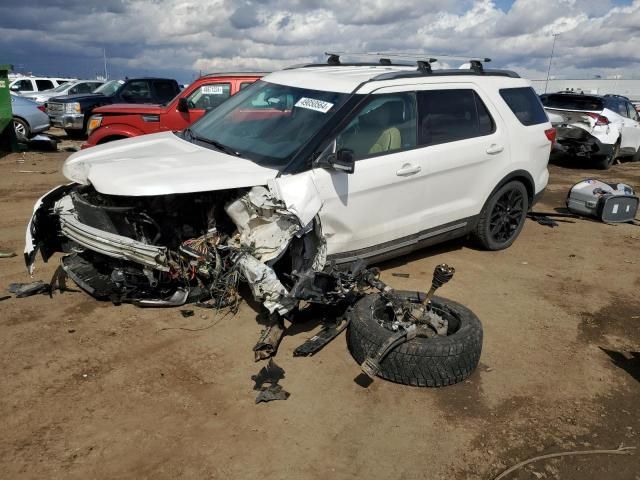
[9,76,76,94]
[542,92,640,169]
[25,57,553,308]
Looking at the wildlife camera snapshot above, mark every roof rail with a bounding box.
[323,51,491,74]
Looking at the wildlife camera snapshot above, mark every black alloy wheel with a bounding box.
[473,181,529,250]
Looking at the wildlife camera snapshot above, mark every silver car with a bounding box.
[22,80,105,105]
[11,94,50,140]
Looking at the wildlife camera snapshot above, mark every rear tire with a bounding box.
[13,118,29,141]
[473,180,529,251]
[594,141,620,170]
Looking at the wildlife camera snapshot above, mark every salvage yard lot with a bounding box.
[0,148,638,479]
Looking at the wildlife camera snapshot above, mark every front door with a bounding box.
[311,91,432,259]
[172,81,232,131]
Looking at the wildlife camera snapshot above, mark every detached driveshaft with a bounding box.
[347,263,482,387]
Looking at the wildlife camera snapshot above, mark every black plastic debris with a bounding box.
[7,281,50,298]
[0,295,10,302]
[180,309,195,318]
[293,317,350,357]
[392,273,410,278]
[252,359,289,403]
[255,384,290,403]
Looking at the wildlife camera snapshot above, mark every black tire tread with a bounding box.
[347,292,482,387]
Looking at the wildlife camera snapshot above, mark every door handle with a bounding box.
[486,144,504,155]
[396,164,422,176]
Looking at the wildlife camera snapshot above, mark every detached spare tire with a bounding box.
[347,291,482,387]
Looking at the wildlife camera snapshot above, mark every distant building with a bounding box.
[531,79,640,100]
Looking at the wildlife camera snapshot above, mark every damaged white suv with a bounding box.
[25,57,553,311]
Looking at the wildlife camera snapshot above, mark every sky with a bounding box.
[1,0,639,84]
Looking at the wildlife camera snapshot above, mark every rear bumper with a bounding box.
[50,113,84,131]
[554,127,614,157]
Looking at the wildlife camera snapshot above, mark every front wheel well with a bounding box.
[97,135,128,145]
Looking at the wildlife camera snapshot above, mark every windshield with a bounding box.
[94,80,124,96]
[187,80,350,166]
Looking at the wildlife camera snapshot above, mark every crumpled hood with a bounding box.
[63,131,280,196]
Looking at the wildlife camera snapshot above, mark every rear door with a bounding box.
[415,85,509,228]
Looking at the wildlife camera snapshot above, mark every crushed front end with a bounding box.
[25,180,326,312]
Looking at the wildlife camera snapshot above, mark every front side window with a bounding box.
[334,93,417,160]
[418,89,495,146]
[73,82,94,94]
[188,80,350,167]
[14,79,33,91]
[500,87,548,126]
[187,83,231,110]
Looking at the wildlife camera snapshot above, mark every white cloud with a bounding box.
[1,0,639,81]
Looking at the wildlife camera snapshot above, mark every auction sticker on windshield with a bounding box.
[202,85,225,95]
[295,97,334,113]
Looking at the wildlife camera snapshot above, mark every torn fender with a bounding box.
[24,184,75,274]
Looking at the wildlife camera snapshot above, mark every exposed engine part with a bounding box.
[293,315,350,357]
[253,313,286,361]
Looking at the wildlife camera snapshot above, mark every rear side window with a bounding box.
[154,81,179,103]
[120,80,153,103]
[36,79,54,90]
[418,89,495,146]
[240,81,255,90]
[500,87,548,125]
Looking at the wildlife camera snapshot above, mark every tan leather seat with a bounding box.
[342,101,404,157]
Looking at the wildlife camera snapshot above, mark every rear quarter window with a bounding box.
[500,87,548,126]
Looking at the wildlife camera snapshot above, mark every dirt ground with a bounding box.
[0,137,639,479]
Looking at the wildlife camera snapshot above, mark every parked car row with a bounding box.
[83,73,263,147]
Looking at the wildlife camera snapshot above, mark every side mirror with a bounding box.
[328,148,355,174]
[177,97,189,112]
[10,85,19,91]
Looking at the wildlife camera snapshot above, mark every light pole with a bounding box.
[544,33,559,93]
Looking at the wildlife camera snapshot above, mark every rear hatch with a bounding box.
[541,94,605,136]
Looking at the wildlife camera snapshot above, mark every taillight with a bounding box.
[545,127,556,143]
[584,112,610,126]
[37,105,46,112]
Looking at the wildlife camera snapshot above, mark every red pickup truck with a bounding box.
[83,72,265,148]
